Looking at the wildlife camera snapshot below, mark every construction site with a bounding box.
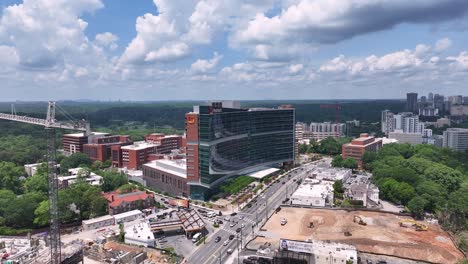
[250,207,465,264]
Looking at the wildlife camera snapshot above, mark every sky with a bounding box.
[1,0,468,101]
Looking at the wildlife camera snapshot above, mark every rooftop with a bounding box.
[247,167,280,179]
[124,222,154,244]
[82,215,114,225]
[292,179,333,198]
[103,190,154,208]
[113,209,143,220]
[121,141,157,151]
[144,159,187,178]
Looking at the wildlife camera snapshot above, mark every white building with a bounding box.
[279,239,357,264]
[343,173,379,207]
[381,111,425,134]
[82,215,115,231]
[114,210,143,224]
[388,131,423,145]
[24,163,43,177]
[443,128,468,152]
[308,122,346,140]
[58,168,102,188]
[124,222,155,247]
[290,179,334,207]
[309,167,352,181]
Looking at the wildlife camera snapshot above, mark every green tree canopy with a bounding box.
[60,153,92,174]
[101,170,128,192]
[408,196,427,219]
[331,155,343,167]
[0,161,24,194]
[342,158,358,169]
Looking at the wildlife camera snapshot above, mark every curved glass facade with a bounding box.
[197,107,295,185]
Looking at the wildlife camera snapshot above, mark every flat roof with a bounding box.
[82,215,114,225]
[121,142,157,150]
[63,132,86,137]
[292,180,333,198]
[247,167,280,179]
[125,222,154,242]
[144,159,187,178]
[114,209,143,220]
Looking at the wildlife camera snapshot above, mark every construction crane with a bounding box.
[320,104,342,137]
[0,102,90,264]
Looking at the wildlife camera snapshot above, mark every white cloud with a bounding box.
[190,52,223,73]
[95,32,119,50]
[145,42,189,62]
[289,64,303,74]
[447,52,468,70]
[435,38,452,52]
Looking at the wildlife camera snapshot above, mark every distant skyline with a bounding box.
[1,0,468,101]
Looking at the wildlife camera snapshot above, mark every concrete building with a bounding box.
[143,158,189,198]
[343,173,379,207]
[436,117,451,128]
[145,134,182,154]
[381,111,424,134]
[290,178,334,207]
[443,128,468,152]
[450,105,468,116]
[24,162,52,177]
[381,110,394,135]
[342,133,382,168]
[114,210,143,224]
[276,239,357,264]
[419,107,439,116]
[434,94,445,113]
[58,168,103,188]
[102,190,155,215]
[82,215,115,231]
[185,101,295,200]
[406,93,418,113]
[308,122,346,140]
[388,131,423,145]
[119,142,157,170]
[125,222,155,247]
[309,167,352,181]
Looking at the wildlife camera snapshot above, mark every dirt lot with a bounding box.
[252,207,464,264]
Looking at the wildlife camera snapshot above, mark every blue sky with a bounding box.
[1,0,468,101]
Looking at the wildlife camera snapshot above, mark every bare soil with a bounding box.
[253,207,464,264]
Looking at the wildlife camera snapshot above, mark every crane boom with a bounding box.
[0,102,90,264]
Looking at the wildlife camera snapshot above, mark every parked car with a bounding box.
[239,216,244,220]
[236,227,241,233]
[214,236,221,243]
[230,222,236,227]
[281,218,287,225]
[227,249,234,255]
[241,223,245,228]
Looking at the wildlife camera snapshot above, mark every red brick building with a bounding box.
[83,135,132,162]
[145,134,182,154]
[63,133,89,154]
[342,133,382,168]
[102,190,155,215]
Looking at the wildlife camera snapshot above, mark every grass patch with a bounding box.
[219,176,256,195]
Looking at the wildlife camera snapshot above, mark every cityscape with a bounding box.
[0,1,468,264]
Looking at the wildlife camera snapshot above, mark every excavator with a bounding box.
[353,215,367,225]
[399,219,428,231]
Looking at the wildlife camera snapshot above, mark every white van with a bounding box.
[192,232,202,243]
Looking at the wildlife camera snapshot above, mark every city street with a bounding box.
[187,160,324,264]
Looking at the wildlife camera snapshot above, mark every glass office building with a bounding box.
[185,102,295,200]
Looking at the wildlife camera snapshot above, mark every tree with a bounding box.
[423,164,463,192]
[298,144,308,154]
[331,155,343,167]
[446,183,468,230]
[408,196,427,219]
[34,200,49,226]
[24,171,49,194]
[361,151,377,169]
[101,170,128,192]
[60,153,91,174]
[333,180,344,199]
[342,158,358,169]
[0,161,24,194]
[118,183,138,194]
[4,192,46,228]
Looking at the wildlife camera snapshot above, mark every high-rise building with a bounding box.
[406,93,418,113]
[448,95,463,105]
[443,128,468,152]
[464,97,468,105]
[308,122,346,140]
[381,110,394,135]
[420,96,427,104]
[433,94,445,113]
[185,102,295,200]
[428,92,434,102]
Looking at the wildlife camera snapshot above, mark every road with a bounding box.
[187,160,325,264]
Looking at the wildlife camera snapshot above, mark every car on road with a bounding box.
[229,234,235,240]
[223,240,229,246]
[282,181,286,184]
[227,249,233,255]
[214,236,221,243]
[231,212,237,216]
[246,203,252,208]
[229,222,236,227]
[236,227,241,233]
[241,223,245,228]
[238,215,244,220]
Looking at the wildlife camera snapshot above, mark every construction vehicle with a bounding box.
[399,219,428,231]
[308,222,314,228]
[354,215,367,225]
[0,102,90,264]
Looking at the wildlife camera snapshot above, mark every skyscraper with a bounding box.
[185,102,295,200]
[428,92,434,102]
[406,93,418,113]
[434,94,445,113]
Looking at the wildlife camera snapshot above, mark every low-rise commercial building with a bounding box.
[276,239,357,264]
[58,168,103,188]
[125,222,155,247]
[114,210,143,224]
[82,215,115,231]
[83,135,132,162]
[143,158,189,198]
[145,134,182,154]
[102,190,155,215]
[309,167,352,181]
[342,133,382,168]
[290,179,334,207]
[343,173,379,207]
